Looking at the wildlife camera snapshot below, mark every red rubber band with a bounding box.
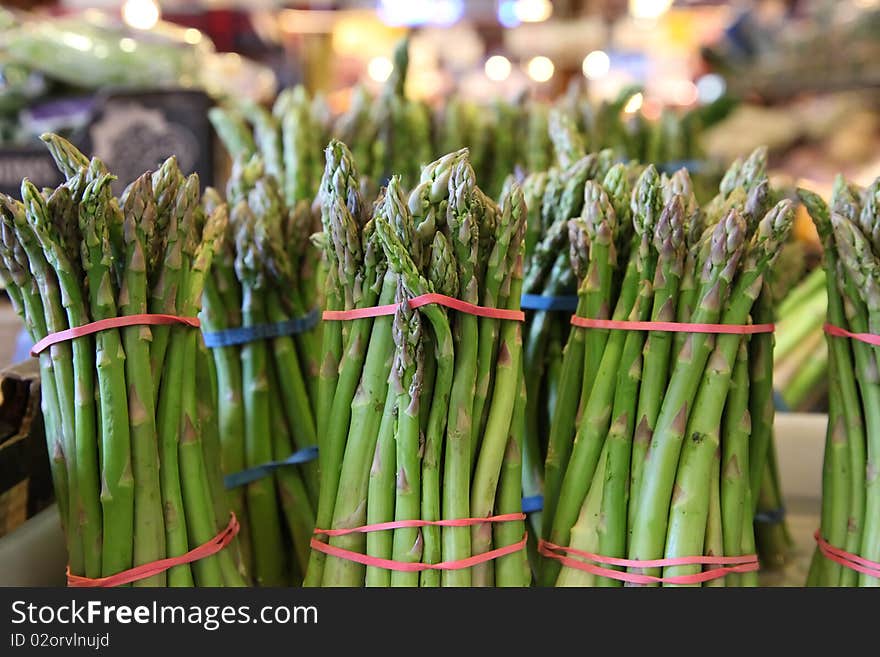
[311,513,527,572]
[824,323,880,347]
[814,531,880,579]
[322,292,525,322]
[66,513,240,587]
[570,317,774,335]
[31,314,201,357]
[538,539,759,585]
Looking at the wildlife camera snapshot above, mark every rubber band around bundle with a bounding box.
[520,294,579,312]
[538,539,759,585]
[66,513,240,587]
[322,292,525,322]
[30,314,200,357]
[755,507,786,524]
[570,317,775,335]
[310,512,527,572]
[521,495,544,514]
[824,322,880,347]
[203,309,320,348]
[224,446,319,489]
[814,531,880,579]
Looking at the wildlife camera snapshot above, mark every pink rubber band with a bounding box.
[814,531,880,579]
[31,314,201,357]
[824,323,880,347]
[538,539,759,585]
[570,317,775,335]
[311,513,527,572]
[322,292,525,322]
[66,513,240,587]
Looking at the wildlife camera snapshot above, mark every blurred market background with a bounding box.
[1,0,878,408]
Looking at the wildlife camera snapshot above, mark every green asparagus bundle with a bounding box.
[539,147,795,587]
[199,154,321,586]
[0,133,246,586]
[801,175,880,586]
[304,141,528,587]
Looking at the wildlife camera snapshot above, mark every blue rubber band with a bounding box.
[522,495,544,514]
[203,308,320,348]
[658,160,707,175]
[754,507,786,524]
[520,294,579,312]
[224,446,319,489]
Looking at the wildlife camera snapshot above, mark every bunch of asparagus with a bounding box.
[800,175,880,587]
[539,146,795,586]
[0,134,245,586]
[208,79,328,585]
[305,141,529,587]
[199,155,321,586]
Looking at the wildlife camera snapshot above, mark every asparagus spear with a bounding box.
[76,174,134,578]
[440,159,480,586]
[470,184,526,587]
[389,284,425,587]
[233,200,286,586]
[119,174,165,586]
[150,171,198,403]
[720,339,751,586]
[421,231,458,586]
[177,203,228,587]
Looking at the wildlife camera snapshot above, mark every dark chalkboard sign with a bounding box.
[0,88,213,198]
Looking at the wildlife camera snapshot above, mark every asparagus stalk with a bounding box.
[420,231,458,586]
[233,200,286,587]
[118,174,165,586]
[470,184,526,587]
[76,173,134,578]
[720,340,751,587]
[389,285,425,587]
[440,159,480,586]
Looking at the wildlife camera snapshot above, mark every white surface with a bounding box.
[0,505,67,586]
